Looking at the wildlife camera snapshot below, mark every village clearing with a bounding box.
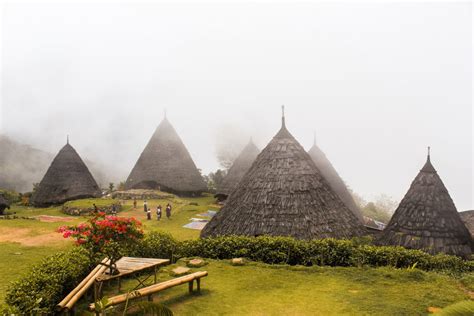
[0,195,473,315]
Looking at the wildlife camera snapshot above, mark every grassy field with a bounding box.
[101,260,471,316]
[0,194,473,315]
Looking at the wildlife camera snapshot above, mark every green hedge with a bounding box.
[137,233,473,273]
[5,247,92,314]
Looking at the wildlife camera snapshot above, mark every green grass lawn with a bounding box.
[0,194,473,315]
[100,260,472,316]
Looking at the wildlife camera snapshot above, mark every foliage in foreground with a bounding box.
[4,247,92,314]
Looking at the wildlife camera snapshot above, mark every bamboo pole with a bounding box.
[64,259,110,311]
[57,258,109,311]
[88,271,208,311]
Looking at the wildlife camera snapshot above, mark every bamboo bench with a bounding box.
[88,271,208,311]
[57,258,110,313]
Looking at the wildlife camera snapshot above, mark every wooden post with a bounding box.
[154,266,157,284]
[148,294,153,302]
[188,280,193,293]
[196,278,201,293]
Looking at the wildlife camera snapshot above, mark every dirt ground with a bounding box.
[0,227,68,247]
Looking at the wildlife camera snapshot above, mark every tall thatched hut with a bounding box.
[31,142,101,207]
[125,116,207,196]
[201,108,366,239]
[308,136,364,223]
[378,150,472,258]
[215,139,260,200]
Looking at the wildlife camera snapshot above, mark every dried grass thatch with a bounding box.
[308,138,364,223]
[201,111,366,239]
[31,143,101,207]
[216,139,260,199]
[378,153,473,258]
[458,210,474,239]
[125,117,206,196]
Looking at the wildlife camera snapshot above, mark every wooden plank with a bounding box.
[89,271,208,311]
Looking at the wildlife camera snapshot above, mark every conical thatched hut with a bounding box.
[459,210,474,239]
[378,150,473,258]
[125,116,207,196]
[201,108,366,239]
[215,139,260,200]
[31,142,101,207]
[0,194,10,215]
[308,136,364,223]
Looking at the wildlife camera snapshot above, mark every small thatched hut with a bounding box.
[0,194,10,215]
[459,210,474,239]
[31,142,101,207]
[125,116,207,196]
[201,108,366,239]
[308,136,364,223]
[378,150,473,258]
[215,139,260,200]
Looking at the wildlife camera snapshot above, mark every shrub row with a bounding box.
[4,247,92,314]
[135,233,474,273]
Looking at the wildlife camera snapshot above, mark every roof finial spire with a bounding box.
[67,135,69,144]
[427,146,431,161]
[313,131,317,146]
[281,105,285,127]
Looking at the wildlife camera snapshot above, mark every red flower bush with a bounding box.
[58,212,144,274]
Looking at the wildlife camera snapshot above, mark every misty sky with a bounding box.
[0,2,472,210]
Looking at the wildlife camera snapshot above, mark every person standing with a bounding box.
[146,208,151,220]
[133,198,137,209]
[156,205,162,221]
[143,200,148,213]
[111,204,117,216]
[166,203,172,220]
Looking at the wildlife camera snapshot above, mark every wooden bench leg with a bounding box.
[196,278,201,293]
[118,277,121,293]
[148,294,153,302]
[188,280,194,293]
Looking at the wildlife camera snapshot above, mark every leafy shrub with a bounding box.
[172,235,473,273]
[5,247,92,314]
[134,231,178,260]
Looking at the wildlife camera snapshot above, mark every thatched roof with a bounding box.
[308,138,364,223]
[378,152,473,258]
[201,110,366,239]
[459,210,474,239]
[216,139,260,198]
[31,143,101,207]
[125,117,207,195]
[0,194,9,208]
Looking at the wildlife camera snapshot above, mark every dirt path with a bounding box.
[0,227,68,247]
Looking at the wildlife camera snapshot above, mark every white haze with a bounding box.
[0,2,472,210]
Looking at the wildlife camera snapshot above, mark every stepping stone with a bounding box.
[170,267,191,277]
[187,259,206,268]
[231,258,245,266]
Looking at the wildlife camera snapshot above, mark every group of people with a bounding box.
[134,198,172,221]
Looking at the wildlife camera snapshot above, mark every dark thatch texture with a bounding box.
[308,140,364,223]
[125,117,207,195]
[216,140,260,199]
[201,117,366,239]
[378,155,473,258]
[0,194,10,214]
[31,143,101,207]
[459,210,474,239]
